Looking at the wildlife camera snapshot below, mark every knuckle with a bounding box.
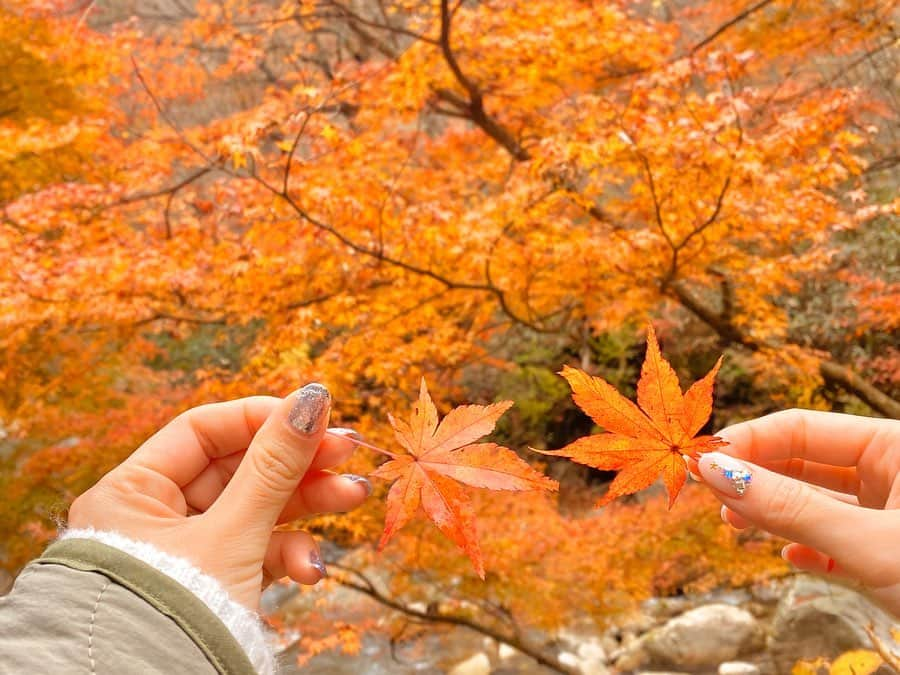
[108,465,157,497]
[248,441,299,493]
[765,478,812,533]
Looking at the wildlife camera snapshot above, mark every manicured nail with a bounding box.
[341,474,373,496]
[781,545,791,561]
[288,383,330,435]
[328,427,362,442]
[689,470,703,482]
[309,550,327,579]
[698,451,753,496]
[720,504,730,524]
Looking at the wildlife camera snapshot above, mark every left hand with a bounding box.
[67,383,371,609]
[693,409,900,615]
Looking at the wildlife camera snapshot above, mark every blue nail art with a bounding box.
[711,461,753,495]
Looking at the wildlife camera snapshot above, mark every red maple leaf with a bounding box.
[371,379,558,578]
[536,325,724,507]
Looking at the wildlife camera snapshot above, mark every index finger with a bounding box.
[129,398,360,488]
[718,409,895,468]
[128,396,281,486]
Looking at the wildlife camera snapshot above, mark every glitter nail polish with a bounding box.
[288,383,330,435]
[309,550,327,579]
[698,451,754,496]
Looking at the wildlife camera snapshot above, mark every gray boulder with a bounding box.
[614,604,763,670]
[767,575,897,674]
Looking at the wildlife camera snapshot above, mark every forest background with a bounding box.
[1,0,898,670]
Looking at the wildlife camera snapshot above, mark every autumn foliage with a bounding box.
[370,326,720,577]
[1,0,898,664]
[373,379,556,577]
[537,326,724,507]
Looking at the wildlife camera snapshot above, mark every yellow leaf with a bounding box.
[830,650,883,675]
[793,658,827,675]
[320,124,339,142]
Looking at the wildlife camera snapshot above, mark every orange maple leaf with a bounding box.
[536,325,724,508]
[371,379,558,578]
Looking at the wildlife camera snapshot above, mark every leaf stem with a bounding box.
[324,430,399,459]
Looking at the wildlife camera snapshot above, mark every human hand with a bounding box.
[693,409,900,615]
[67,384,371,609]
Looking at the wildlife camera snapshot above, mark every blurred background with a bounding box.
[1,0,898,672]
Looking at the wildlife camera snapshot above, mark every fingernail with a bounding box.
[781,545,790,561]
[720,504,730,524]
[698,451,753,497]
[689,470,703,482]
[341,474,373,496]
[288,383,330,435]
[309,550,327,579]
[328,427,362,442]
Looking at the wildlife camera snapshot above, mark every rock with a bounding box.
[556,630,609,674]
[642,596,693,620]
[599,634,619,655]
[620,610,658,633]
[613,641,651,672]
[559,651,580,668]
[447,652,491,675]
[641,604,763,668]
[574,639,608,673]
[498,643,520,661]
[768,575,898,674]
[752,579,789,605]
[719,662,761,675]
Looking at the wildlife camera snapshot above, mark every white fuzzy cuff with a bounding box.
[61,528,277,674]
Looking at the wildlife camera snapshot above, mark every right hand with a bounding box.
[693,409,900,616]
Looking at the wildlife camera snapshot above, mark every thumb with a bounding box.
[207,383,331,538]
[697,451,890,580]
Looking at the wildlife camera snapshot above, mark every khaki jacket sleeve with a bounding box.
[0,539,258,675]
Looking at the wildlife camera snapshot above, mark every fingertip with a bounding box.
[721,504,751,530]
[713,423,748,456]
[308,549,328,581]
[781,543,794,562]
[698,451,755,498]
[341,473,373,498]
[309,427,361,470]
[286,383,332,438]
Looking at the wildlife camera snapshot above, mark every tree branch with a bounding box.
[329,572,578,674]
[671,281,900,419]
[689,0,775,55]
[252,171,560,333]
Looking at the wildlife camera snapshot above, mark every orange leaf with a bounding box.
[638,325,687,443]
[372,379,558,578]
[536,324,724,508]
